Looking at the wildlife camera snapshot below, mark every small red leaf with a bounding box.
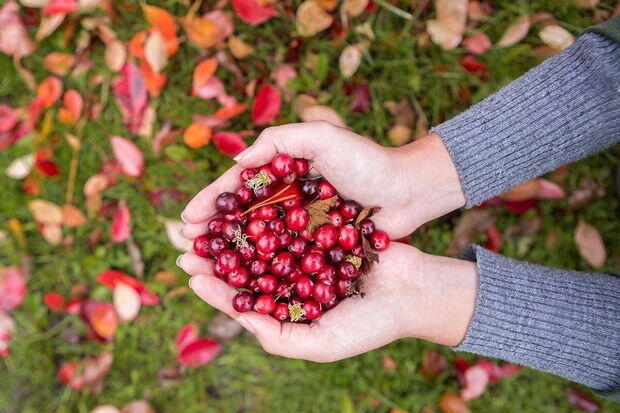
[110,136,144,178]
[177,338,222,367]
[175,323,200,353]
[252,84,281,125]
[454,358,471,386]
[113,63,149,134]
[348,83,372,113]
[503,199,537,214]
[460,55,489,80]
[42,0,78,15]
[484,225,502,253]
[80,301,118,340]
[566,387,600,412]
[35,156,60,177]
[232,0,277,25]
[462,33,492,55]
[0,267,27,311]
[213,131,247,157]
[111,201,131,243]
[96,270,159,306]
[420,349,447,380]
[43,292,66,312]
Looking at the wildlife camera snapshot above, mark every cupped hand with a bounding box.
[181,121,465,240]
[178,242,477,361]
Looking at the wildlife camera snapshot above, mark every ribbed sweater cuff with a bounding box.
[454,246,620,391]
[431,32,620,207]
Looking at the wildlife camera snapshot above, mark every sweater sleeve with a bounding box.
[454,246,620,392]
[430,31,620,207]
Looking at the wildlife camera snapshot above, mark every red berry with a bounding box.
[254,294,276,314]
[301,252,325,274]
[281,198,301,210]
[340,200,362,221]
[232,291,254,312]
[294,275,314,298]
[257,250,276,262]
[208,236,227,257]
[271,153,295,178]
[256,232,280,254]
[315,265,336,285]
[215,192,239,214]
[288,238,308,258]
[317,181,337,200]
[217,249,241,272]
[222,221,242,242]
[327,246,346,264]
[254,185,274,199]
[302,300,322,320]
[285,207,310,231]
[268,219,285,234]
[328,211,344,228]
[235,186,254,205]
[240,168,258,182]
[257,205,278,220]
[257,274,278,294]
[313,283,335,303]
[337,261,360,281]
[271,302,289,321]
[213,261,227,279]
[246,219,267,239]
[193,235,211,258]
[358,218,376,236]
[258,165,278,183]
[270,251,294,277]
[249,260,268,276]
[300,179,320,199]
[278,231,294,248]
[370,230,390,251]
[335,279,352,297]
[238,244,256,261]
[207,218,223,235]
[299,229,314,241]
[314,224,338,249]
[338,224,360,251]
[227,267,249,288]
[287,268,303,283]
[293,158,310,176]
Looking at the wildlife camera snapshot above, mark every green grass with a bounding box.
[1,1,619,412]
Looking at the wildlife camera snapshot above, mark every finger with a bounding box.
[177,253,214,276]
[235,121,336,167]
[181,164,244,223]
[181,221,211,239]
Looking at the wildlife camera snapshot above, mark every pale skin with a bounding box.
[178,121,478,362]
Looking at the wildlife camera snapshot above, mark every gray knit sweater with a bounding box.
[431,31,620,392]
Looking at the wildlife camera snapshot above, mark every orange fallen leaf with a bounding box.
[296,0,334,37]
[62,204,87,226]
[183,122,212,148]
[439,391,470,413]
[43,52,76,76]
[140,59,167,97]
[128,31,147,59]
[37,76,63,108]
[182,15,220,48]
[142,4,177,40]
[193,57,218,92]
[228,35,254,58]
[497,16,531,47]
[214,103,248,120]
[29,199,63,225]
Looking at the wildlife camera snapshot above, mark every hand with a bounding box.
[178,242,477,362]
[180,121,465,240]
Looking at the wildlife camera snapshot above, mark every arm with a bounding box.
[432,31,620,207]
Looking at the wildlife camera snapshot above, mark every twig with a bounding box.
[374,0,413,20]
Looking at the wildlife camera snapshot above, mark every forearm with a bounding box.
[455,246,620,392]
[430,32,620,207]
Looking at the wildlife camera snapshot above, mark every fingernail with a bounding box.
[188,276,198,290]
[233,146,253,162]
[180,210,188,223]
[176,254,183,268]
[236,315,257,335]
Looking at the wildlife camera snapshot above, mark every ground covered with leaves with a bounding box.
[0,0,619,412]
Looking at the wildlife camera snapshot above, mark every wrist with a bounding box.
[412,252,478,346]
[393,133,466,227]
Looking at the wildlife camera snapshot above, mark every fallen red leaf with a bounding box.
[484,225,502,253]
[43,291,66,312]
[42,0,79,15]
[252,84,281,125]
[37,77,63,109]
[80,300,118,341]
[111,200,131,243]
[0,105,18,133]
[0,267,27,312]
[110,135,144,178]
[460,55,490,80]
[566,387,600,412]
[140,57,168,97]
[421,349,447,380]
[232,0,277,25]
[0,1,35,58]
[175,323,200,353]
[177,338,222,367]
[113,63,149,134]
[57,351,114,393]
[454,358,470,386]
[348,83,372,113]
[96,270,160,306]
[503,198,538,214]
[213,131,247,157]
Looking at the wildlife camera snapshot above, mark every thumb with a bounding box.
[234,121,336,167]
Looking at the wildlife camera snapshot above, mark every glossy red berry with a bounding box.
[313,283,335,304]
[327,246,346,264]
[254,185,274,199]
[293,158,310,176]
[227,267,249,288]
[370,230,390,251]
[338,224,360,251]
[315,265,336,285]
[285,206,310,231]
[238,244,256,261]
[192,235,211,258]
[222,221,242,242]
[246,219,267,239]
[337,261,360,281]
[268,219,285,234]
[281,198,301,210]
[301,252,325,274]
[217,249,241,272]
[240,168,258,182]
[249,259,268,276]
[317,181,337,200]
[256,205,278,220]
[207,218,223,235]
[340,200,362,221]
[232,291,255,312]
[302,300,322,320]
[235,186,254,205]
[294,275,314,298]
[328,210,344,228]
[254,294,276,314]
[271,153,295,178]
[335,279,352,297]
[255,232,280,254]
[215,192,239,214]
[278,231,293,248]
[257,274,278,294]
[288,238,308,258]
[314,224,338,249]
[271,302,290,321]
[300,179,320,199]
[358,218,376,236]
[208,236,227,257]
[270,251,294,277]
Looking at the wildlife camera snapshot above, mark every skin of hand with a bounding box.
[180,121,466,241]
[179,242,477,362]
[178,120,476,361]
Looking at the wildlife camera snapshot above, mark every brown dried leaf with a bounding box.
[421,349,447,380]
[383,99,416,127]
[62,204,87,227]
[497,16,531,47]
[343,0,369,17]
[426,0,468,50]
[361,236,379,263]
[44,52,76,76]
[504,215,541,239]
[228,36,254,59]
[355,206,381,226]
[439,391,470,413]
[296,0,334,37]
[446,210,495,257]
[76,350,114,394]
[574,219,606,268]
[306,196,339,232]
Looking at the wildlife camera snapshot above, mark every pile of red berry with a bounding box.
[192,154,390,322]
